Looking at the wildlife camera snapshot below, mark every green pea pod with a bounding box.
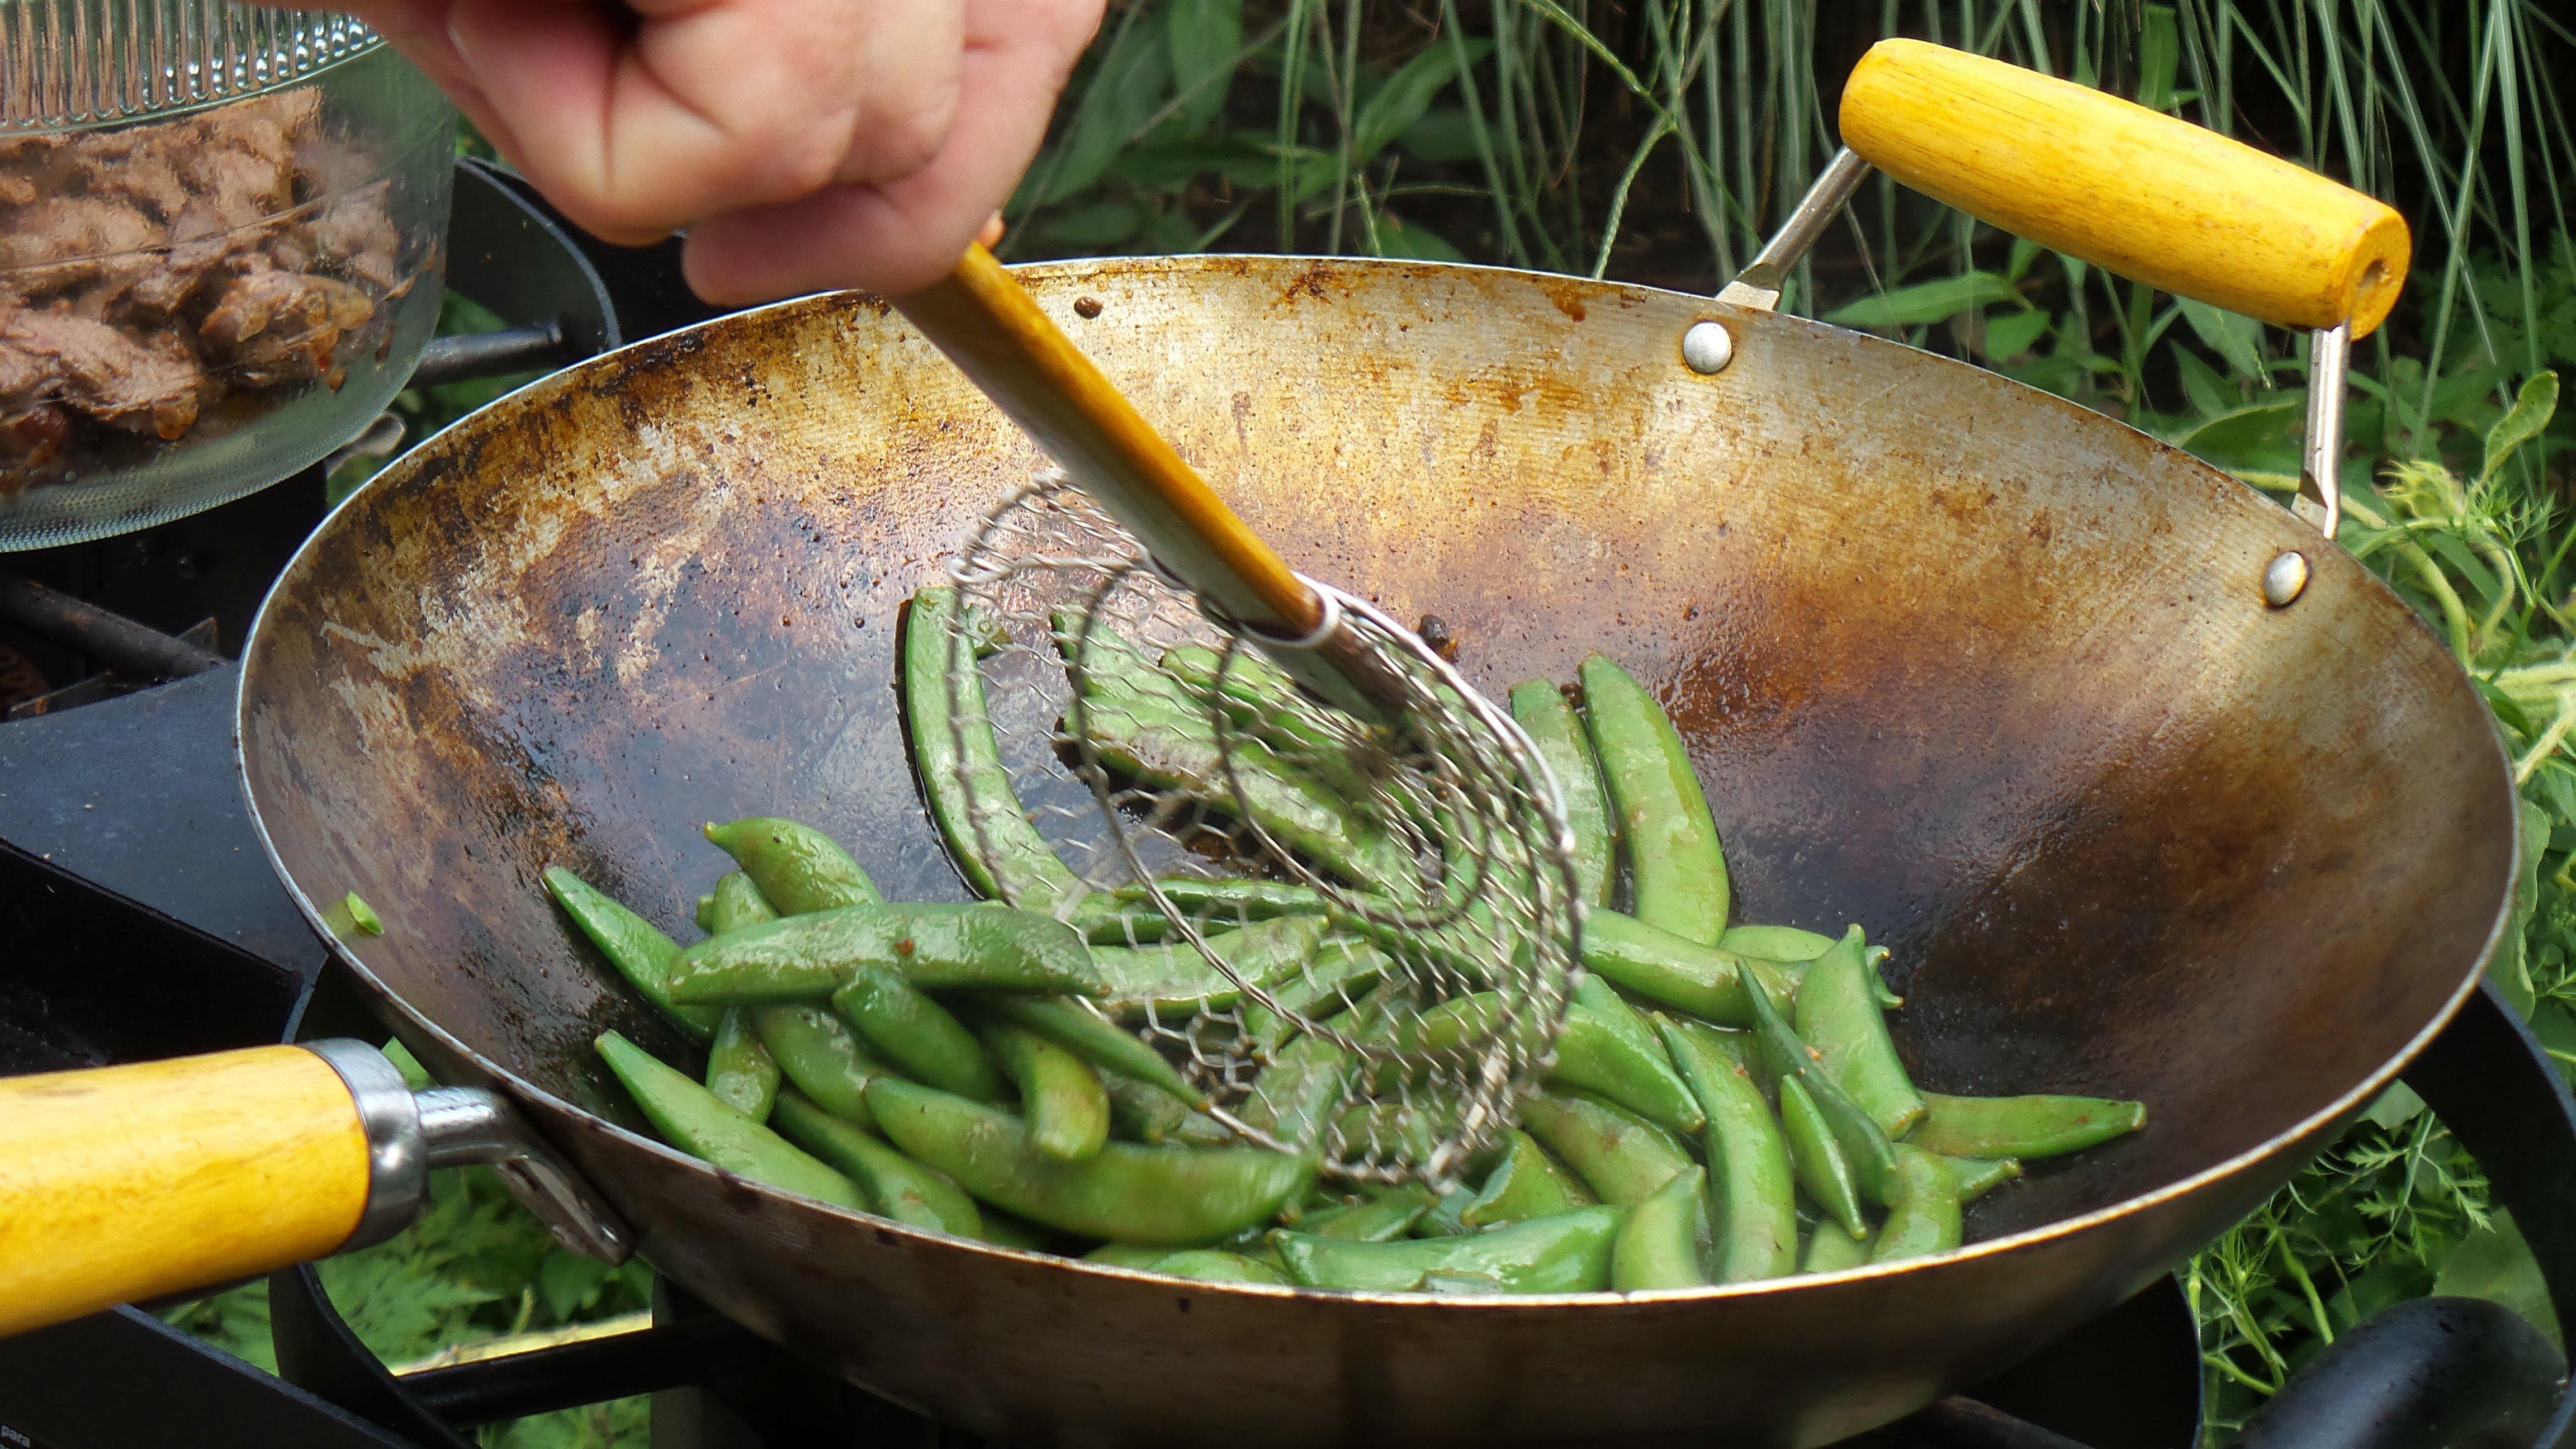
[867,1078,1310,1243]
[1086,1242,1183,1268]
[1746,977,1901,1208]
[1416,1270,1513,1295]
[1611,1167,1711,1290]
[747,1004,883,1130]
[1947,1155,2022,1202]
[705,871,779,934]
[1091,915,1328,1015]
[1657,1015,1798,1284]
[704,1009,782,1121]
[1514,1087,1696,1206]
[977,1017,1110,1161]
[1549,976,1703,1135]
[1161,645,1376,801]
[1871,1145,1963,1264]
[1235,1031,1353,1149]
[1273,1205,1626,1294]
[1578,655,1728,943]
[702,817,881,914]
[1312,1186,1435,1241]
[1506,679,1617,907]
[668,902,1103,1003]
[1101,1068,1190,1143]
[905,586,1085,912]
[694,893,718,932]
[1071,898,1175,945]
[1910,1092,2148,1159]
[831,967,1006,1103]
[1802,1221,1876,1273]
[1239,936,1392,1059]
[1777,1075,1867,1240]
[978,994,1208,1110]
[1580,910,1794,1026]
[768,1090,984,1238]
[546,868,722,1040]
[1461,1130,1595,1230]
[1112,877,1331,921]
[1153,1249,1292,1285]
[594,1031,862,1209]
[1071,664,1410,889]
[1720,924,1834,960]
[1414,1185,1478,1238]
[1794,926,1925,1138]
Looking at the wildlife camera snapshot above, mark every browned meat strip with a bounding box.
[3,306,202,438]
[0,197,161,295]
[199,266,375,387]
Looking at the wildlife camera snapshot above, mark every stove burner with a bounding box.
[0,158,2569,1449]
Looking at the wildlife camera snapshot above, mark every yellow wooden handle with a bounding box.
[893,244,1322,637]
[0,1045,371,1336]
[1840,39,2409,337]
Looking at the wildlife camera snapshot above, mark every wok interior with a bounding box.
[244,257,2512,1253]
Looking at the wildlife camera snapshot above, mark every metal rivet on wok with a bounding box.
[2263,550,2310,608]
[1682,320,1734,375]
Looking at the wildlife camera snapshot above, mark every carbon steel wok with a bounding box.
[224,236,2515,1441]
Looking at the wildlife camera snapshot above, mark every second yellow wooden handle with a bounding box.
[1840,39,2409,336]
[0,1045,371,1337]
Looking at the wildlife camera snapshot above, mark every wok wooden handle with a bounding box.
[1839,39,2409,337]
[892,244,1322,637]
[0,1045,372,1336]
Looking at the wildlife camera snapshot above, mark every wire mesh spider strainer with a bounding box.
[894,247,1584,1187]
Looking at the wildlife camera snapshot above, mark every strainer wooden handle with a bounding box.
[893,245,1324,639]
[1839,39,2409,337]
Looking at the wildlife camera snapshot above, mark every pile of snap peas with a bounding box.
[540,591,2143,1293]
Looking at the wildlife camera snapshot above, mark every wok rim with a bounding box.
[234,252,2522,1309]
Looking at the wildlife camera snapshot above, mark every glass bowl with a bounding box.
[0,17,452,549]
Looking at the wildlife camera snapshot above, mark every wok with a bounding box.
[0,40,2520,1448]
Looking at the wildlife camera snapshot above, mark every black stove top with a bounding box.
[0,160,2568,1449]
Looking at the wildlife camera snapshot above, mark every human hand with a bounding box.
[339,0,1102,302]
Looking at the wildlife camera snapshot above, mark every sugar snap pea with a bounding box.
[747,1004,884,1129]
[978,993,1207,1110]
[1162,644,1376,799]
[1273,1205,1625,1293]
[1611,1167,1711,1290]
[1090,915,1327,1015]
[703,817,880,914]
[1153,1249,1292,1285]
[1580,909,1795,1026]
[769,1089,983,1238]
[704,1010,782,1121]
[1947,1155,2022,1202]
[1110,877,1331,922]
[1721,924,1835,960]
[1461,1129,1595,1228]
[705,871,779,934]
[546,868,721,1040]
[1801,1222,1875,1273]
[1777,1074,1867,1240]
[831,967,1006,1102]
[1871,1145,1963,1264]
[595,1031,863,1209]
[1309,1186,1434,1241]
[1746,976,1901,1208]
[1414,1185,1478,1238]
[1506,679,1617,907]
[668,902,1102,1002]
[1658,1016,1799,1283]
[1579,654,1729,943]
[868,1078,1310,1243]
[1795,926,1925,1138]
[905,586,1085,912]
[1235,1030,1352,1149]
[1549,976,1704,1134]
[1514,1087,1696,1206]
[1909,1092,2148,1159]
[1239,936,1393,1058]
[978,1017,1110,1161]
[1101,1067,1190,1143]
